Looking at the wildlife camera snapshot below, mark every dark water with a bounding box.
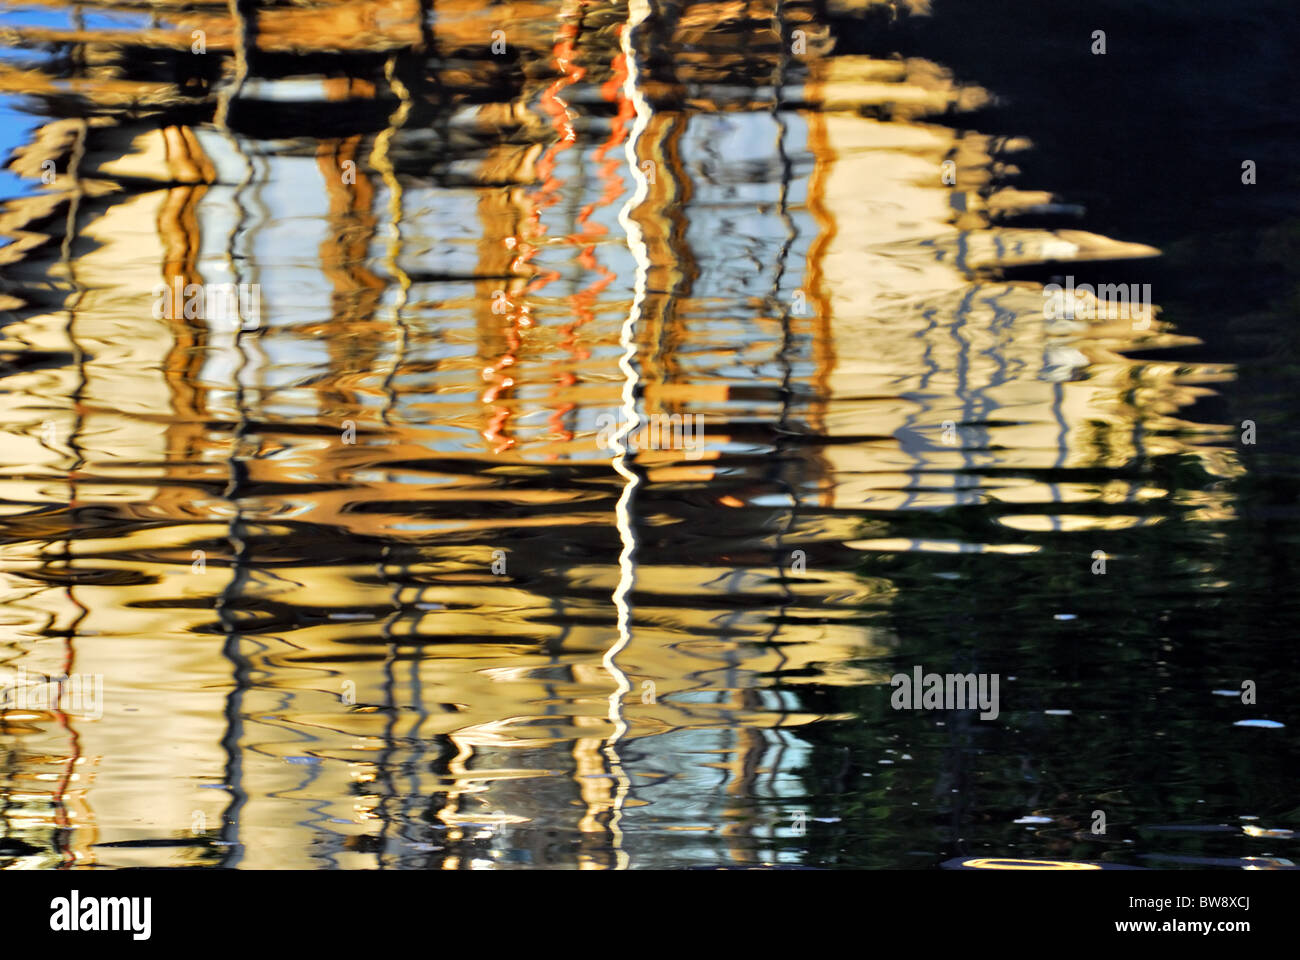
[0,0,1298,869]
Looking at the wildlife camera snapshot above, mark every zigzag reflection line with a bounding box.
[603,0,653,870]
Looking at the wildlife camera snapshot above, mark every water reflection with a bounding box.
[0,0,1295,869]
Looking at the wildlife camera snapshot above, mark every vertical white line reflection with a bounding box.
[374,55,413,427]
[603,0,654,869]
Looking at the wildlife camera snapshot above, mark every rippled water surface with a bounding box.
[1,0,1299,869]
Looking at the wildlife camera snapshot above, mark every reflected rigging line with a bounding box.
[52,114,89,867]
[373,52,414,866]
[604,0,653,869]
[213,3,260,864]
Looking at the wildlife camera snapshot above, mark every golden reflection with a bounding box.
[953,858,1103,871]
[0,0,1244,869]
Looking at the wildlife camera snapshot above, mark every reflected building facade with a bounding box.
[0,0,1240,868]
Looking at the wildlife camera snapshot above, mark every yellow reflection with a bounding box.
[960,858,1103,871]
[0,0,1243,871]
